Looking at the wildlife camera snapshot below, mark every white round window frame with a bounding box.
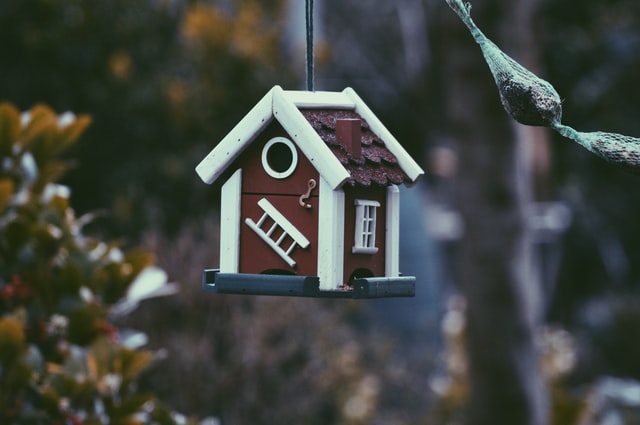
[261,137,298,179]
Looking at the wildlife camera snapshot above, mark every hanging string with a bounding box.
[305,0,314,92]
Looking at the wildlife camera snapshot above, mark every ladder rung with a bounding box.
[275,231,288,246]
[245,217,297,268]
[266,222,278,237]
[285,241,297,256]
[256,212,269,228]
[244,198,312,269]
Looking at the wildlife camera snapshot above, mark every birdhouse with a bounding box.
[196,86,424,298]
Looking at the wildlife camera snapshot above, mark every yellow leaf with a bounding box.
[46,361,64,374]
[85,351,99,380]
[124,249,157,276]
[120,348,154,383]
[0,178,14,211]
[0,316,26,364]
[58,114,92,152]
[183,4,231,48]
[20,105,57,157]
[0,102,21,156]
[25,104,56,125]
[89,336,119,377]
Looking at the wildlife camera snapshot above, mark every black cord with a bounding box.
[305,0,314,92]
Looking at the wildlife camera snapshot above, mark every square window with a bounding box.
[352,199,380,254]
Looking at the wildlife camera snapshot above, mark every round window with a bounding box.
[261,137,298,179]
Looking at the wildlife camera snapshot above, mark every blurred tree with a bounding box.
[0,0,180,228]
[434,0,640,422]
[318,2,548,424]
[439,0,549,424]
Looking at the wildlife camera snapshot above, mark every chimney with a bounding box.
[336,118,362,159]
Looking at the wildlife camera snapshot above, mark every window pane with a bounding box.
[353,200,379,253]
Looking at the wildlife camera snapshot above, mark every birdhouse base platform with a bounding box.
[202,269,415,299]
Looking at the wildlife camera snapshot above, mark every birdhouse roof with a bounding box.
[195,85,424,190]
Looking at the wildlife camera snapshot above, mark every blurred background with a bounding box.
[2,0,640,423]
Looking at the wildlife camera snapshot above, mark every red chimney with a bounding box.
[336,118,362,159]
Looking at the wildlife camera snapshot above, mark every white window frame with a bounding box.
[352,199,380,254]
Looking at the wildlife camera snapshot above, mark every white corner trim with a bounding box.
[195,87,276,184]
[317,177,345,290]
[385,185,400,277]
[342,87,425,183]
[220,169,242,273]
[272,87,350,190]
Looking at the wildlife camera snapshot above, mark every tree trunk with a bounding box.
[442,0,549,424]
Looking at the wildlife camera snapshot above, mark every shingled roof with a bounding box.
[301,109,411,187]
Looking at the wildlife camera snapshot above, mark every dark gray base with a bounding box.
[202,269,415,298]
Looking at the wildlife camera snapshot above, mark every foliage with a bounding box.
[0,102,189,424]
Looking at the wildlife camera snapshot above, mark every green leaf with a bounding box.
[114,392,154,416]
[55,262,85,296]
[4,218,32,258]
[67,304,108,346]
[33,161,74,193]
[92,262,132,305]
[31,223,64,259]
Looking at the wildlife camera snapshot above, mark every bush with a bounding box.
[0,102,190,424]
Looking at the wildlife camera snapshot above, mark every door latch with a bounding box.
[299,179,317,209]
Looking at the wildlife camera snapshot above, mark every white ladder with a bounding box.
[245,198,310,268]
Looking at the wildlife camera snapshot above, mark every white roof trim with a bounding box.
[284,90,356,109]
[196,85,424,188]
[195,87,275,184]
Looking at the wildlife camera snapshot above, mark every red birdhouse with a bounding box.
[196,86,424,298]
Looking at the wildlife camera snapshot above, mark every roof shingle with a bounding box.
[300,109,411,187]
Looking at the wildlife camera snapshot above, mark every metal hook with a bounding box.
[299,178,317,209]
